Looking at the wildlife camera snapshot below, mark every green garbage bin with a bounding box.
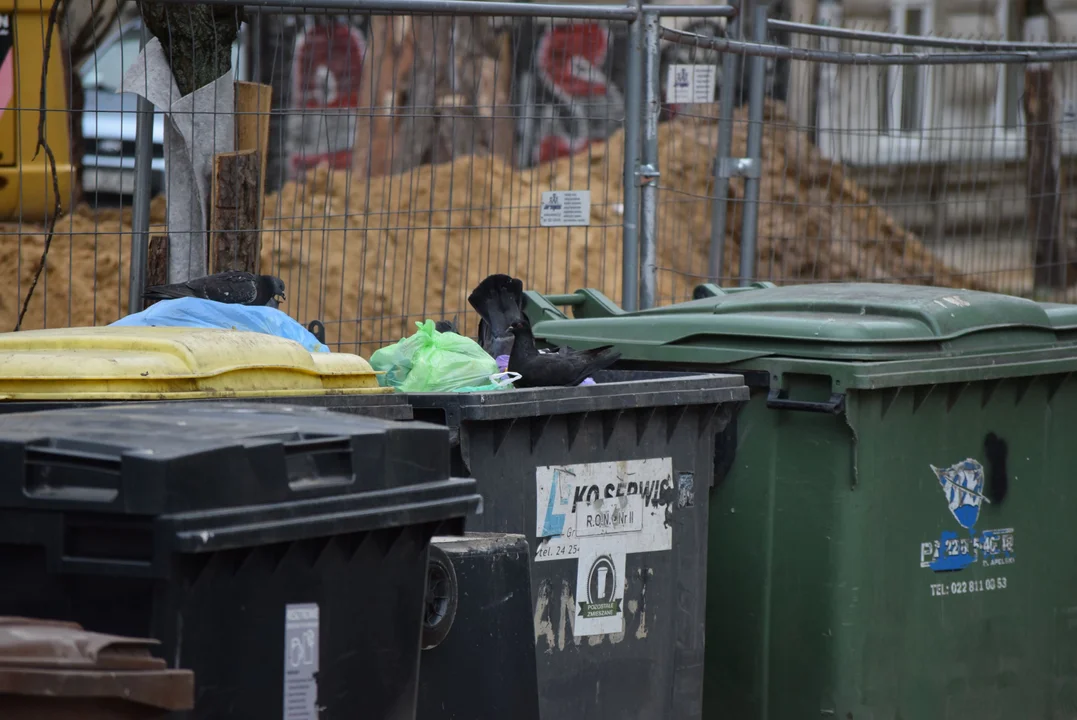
[522,282,1077,720]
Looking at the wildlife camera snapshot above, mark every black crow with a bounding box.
[435,316,460,334]
[144,271,286,308]
[506,317,620,388]
[468,274,525,357]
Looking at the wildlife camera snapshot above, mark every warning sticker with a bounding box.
[574,547,626,637]
[534,458,673,562]
[284,603,319,720]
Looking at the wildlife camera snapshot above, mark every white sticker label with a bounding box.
[666,64,717,104]
[540,190,591,227]
[284,603,319,720]
[534,458,674,562]
[574,547,626,637]
[576,494,645,537]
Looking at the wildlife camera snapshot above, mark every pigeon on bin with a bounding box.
[144,271,287,308]
[468,274,525,358]
[506,316,621,389]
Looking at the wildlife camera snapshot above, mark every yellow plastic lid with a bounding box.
[0,327,390,400]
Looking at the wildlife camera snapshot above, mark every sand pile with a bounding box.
[0,197,168,331]
[0,102,987,353]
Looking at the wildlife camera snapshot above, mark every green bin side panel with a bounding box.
[705,375,1077,720]
[705,387,853,719]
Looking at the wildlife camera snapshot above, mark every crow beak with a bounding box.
[275,293,286,303]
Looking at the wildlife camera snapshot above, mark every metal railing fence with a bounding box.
[3,0,1077,353]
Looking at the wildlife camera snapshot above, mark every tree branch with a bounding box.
[15,0,66,331]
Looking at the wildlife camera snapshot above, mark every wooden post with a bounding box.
[208,82,272,275]
[1024,13,1067,291]
[233,82,273,231]
[353,15,415,178]
[492,32,516,164]
[145,235,169,305]
[210,149,261,274]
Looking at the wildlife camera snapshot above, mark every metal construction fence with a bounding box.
[4,0,1077,354]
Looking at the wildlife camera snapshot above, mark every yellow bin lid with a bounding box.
[0,327,390,400]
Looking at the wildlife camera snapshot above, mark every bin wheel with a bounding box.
[422,545,458,650]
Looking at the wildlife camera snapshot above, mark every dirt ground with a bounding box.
[0,102,991,354]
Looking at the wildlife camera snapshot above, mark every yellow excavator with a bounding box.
[0,0,75,222]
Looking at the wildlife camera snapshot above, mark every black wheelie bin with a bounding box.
[0,402,481,720]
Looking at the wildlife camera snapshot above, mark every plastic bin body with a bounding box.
[406,375,749,720]
[0,326,413,419]
[0,403,481,720]
[523,283,1077,720]
[417,534,540,720]
[0,0,74,221]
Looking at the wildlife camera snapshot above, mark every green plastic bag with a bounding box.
[370,320,505,392]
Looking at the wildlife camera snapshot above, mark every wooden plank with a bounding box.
[210,149,261,274]
[492,31,516,164]
[145,235,169,305]
[353,15,414,178]
[234,81,273,241]
[1024,61,1066,291]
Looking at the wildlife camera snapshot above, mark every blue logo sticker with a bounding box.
[539,469,571,538]
[919,458,1014,573]
[931,459,990,531]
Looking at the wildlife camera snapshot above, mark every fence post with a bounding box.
[738,2,767,286]
[639,10,660,310]
[622,0,644,312]
[814,0,841,159]
[708,15,740,283]
[128,25,156,314]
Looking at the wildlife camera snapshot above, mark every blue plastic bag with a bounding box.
[111,297,329,353]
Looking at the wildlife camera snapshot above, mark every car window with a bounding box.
[80,27,246,93]
[80,31,142,93]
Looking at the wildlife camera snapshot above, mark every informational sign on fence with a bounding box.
[666,64,717,104]
[540,190,591,227]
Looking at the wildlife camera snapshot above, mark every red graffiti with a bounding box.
[291,150,353,174]
[537,135,591,164]
[536,23,611,100]
[532,23,616,163]
[292,22,365,110]
[289,22,366,174]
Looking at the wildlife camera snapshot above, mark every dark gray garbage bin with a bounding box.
[405,374,748,720]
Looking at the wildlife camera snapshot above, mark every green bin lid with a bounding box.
[527,283,1077,390]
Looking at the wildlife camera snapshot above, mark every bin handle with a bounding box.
[282,436,355,489]
[23,446,121,503]
[766,389,845,415]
